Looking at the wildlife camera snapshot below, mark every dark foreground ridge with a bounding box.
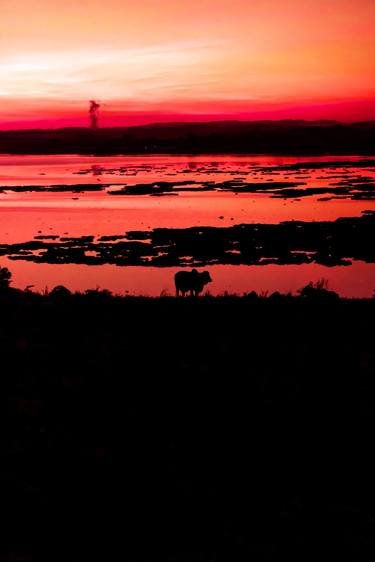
[2,211,374,267]
[1,284,374,561]
[1,119,375,154]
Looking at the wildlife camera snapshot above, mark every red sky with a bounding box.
[1,0,375,129]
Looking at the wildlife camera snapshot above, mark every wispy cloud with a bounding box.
[0,41,224,101]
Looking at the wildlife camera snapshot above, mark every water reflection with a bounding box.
[0,155,374,296]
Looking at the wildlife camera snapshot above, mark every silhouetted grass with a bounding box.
[0,287,374,561]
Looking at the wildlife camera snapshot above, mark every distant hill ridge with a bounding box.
[0,120,374,154]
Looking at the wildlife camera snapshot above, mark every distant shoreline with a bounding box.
[1,120,374,155]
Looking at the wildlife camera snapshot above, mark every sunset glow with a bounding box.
[1,0,375,128]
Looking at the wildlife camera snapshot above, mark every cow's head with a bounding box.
[201,271,212,284]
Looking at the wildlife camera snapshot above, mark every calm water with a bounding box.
[1,154,374,296]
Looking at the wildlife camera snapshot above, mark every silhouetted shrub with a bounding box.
[0,266,12,289]
[298,278,339,300]
[269,291,282,301]
[84,288,113,298]
[245,290,259,301]
[49,285,72,300]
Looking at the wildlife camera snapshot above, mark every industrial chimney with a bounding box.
[89,100,100,129]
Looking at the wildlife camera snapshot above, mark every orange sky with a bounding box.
[1,0,375,128]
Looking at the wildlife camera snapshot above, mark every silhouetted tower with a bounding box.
[89,100,100,129]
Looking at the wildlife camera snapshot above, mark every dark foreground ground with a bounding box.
[1,290,375,561]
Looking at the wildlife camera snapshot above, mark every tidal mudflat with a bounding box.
[1,154,374,295]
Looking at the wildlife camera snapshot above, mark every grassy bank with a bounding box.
[1,290,374,560]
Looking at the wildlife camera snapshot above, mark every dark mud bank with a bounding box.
[2,211,374,268]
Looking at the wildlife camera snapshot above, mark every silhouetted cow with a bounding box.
[175,269,212,297]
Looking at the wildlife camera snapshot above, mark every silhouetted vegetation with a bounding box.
[0,265,11,288]
[0,278,374,560]
[298,278,340,300]
[49,284,72,300]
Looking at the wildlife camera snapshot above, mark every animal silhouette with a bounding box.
[175,269,212,296]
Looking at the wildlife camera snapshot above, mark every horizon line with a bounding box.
[2,117,375,133]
